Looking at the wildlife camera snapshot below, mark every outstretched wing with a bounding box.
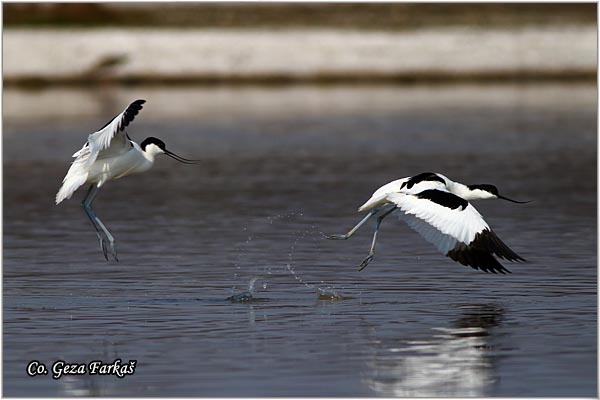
[387,189,525,274]
[55,99,146,204]
[79,99,146,165]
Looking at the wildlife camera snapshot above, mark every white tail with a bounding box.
[55,158,89,204]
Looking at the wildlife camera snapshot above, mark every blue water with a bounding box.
[3,84,597,396]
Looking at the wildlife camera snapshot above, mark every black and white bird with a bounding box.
[55,99,197,261]
[328,172,529,273]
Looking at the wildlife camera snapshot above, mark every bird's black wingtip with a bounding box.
[117,100,147,131]
[475,264,512,274]
[447,245,513,274]
[128,99,146,110]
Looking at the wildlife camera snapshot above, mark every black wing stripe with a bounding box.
[401,172,446,190]
[118,99,146,131]
[416,189,469,211]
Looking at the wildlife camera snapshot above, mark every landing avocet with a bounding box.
[56,99,197,261]
[328,172,529,273]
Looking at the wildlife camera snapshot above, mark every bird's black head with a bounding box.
[468,183,530,203]
[140,137,198,164]
[140,137,166,152]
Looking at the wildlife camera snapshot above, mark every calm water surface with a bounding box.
[3,84,597,396]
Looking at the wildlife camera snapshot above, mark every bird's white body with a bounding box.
[330,172,527,273]
[86,141,155,182]
[358,173,495,212]
[56,140,162,204]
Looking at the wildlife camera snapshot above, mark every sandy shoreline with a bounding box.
[4,26,596,86]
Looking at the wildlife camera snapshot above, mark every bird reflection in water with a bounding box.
[364,304,504,397]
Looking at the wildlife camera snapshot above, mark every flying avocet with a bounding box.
[55,99,197,261]
[328,172,529,273]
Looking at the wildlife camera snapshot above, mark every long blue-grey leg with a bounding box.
[327,208,380,240]
[81,185,109,260]
[83,185,118,262]
[89,187,118,262]
[359,206,397,271]
[93,215,117,262]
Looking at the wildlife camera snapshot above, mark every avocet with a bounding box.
[55,99,197,261]
[328,172,529,273]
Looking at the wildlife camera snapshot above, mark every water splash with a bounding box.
[285,262,347,301]
[229,212,347,301]
[285,220,346,301]
[227,276,258,303]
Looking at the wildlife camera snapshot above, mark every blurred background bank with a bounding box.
[3,3,596,87]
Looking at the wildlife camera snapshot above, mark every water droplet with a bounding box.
[247,277,258,292]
